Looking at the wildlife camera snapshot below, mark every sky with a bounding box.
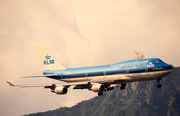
[0,0,180,115]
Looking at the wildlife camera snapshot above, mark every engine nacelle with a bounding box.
[53,86,68,94]
[90,84,105,92]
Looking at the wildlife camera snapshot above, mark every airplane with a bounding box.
[7,45,173,96]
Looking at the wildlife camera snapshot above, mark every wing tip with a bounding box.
[6,81,15,86]
[134,50,141,55]
[133,50,144,59]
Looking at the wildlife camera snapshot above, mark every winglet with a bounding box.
[6,81,16,86]
[135,50,141,56]
[133,51,144,59]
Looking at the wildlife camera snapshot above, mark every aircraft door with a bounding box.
[85,73,88,80]
[145,68,148,72]
[61,73,63,79]
[103,71,106,75]
[134,60,138,68]
[126,70,129,74]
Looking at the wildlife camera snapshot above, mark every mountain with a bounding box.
[25,67,180,116]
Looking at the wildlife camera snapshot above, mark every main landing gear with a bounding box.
[107,86,114,91]
[98,86,114,96]
[98,92,103,96]
[120,83,126,90]
[157,78,162,88]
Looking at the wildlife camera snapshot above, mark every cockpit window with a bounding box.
[155,60,162,63]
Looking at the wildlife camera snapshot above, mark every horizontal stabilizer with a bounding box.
[21,74,57,78]
[6,81,18,87]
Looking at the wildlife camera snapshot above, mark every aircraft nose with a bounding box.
[169,64,174,68]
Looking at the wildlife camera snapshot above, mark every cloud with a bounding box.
[0,0,180,115]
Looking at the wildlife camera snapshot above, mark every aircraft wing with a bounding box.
[90,77,131,85]
[6,76,132,88]
[6,81,53,87]
[6,81,89,88]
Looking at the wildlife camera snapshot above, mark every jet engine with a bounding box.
[52,86,68,94]
[90,84,105,92]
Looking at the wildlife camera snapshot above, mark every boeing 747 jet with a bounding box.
[7,46,173,96]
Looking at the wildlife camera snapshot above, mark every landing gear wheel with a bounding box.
[107,86,114,91]
[111,87,114,90]
[98,92,103,96]
[156,78,162,88]
[120,86,125,90]
[120,83,126,90]
[157,84,162,88]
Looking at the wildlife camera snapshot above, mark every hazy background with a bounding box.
[0,0,180,115]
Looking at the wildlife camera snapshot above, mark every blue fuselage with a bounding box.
[43,58,173,83]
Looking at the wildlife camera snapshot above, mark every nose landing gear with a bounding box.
[157,78,162,88]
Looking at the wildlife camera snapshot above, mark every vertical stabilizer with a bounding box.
[36,45,66,70]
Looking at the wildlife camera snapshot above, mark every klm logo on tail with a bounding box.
[44,55,54,65]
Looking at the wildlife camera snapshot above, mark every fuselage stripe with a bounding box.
[48,66,172,79]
